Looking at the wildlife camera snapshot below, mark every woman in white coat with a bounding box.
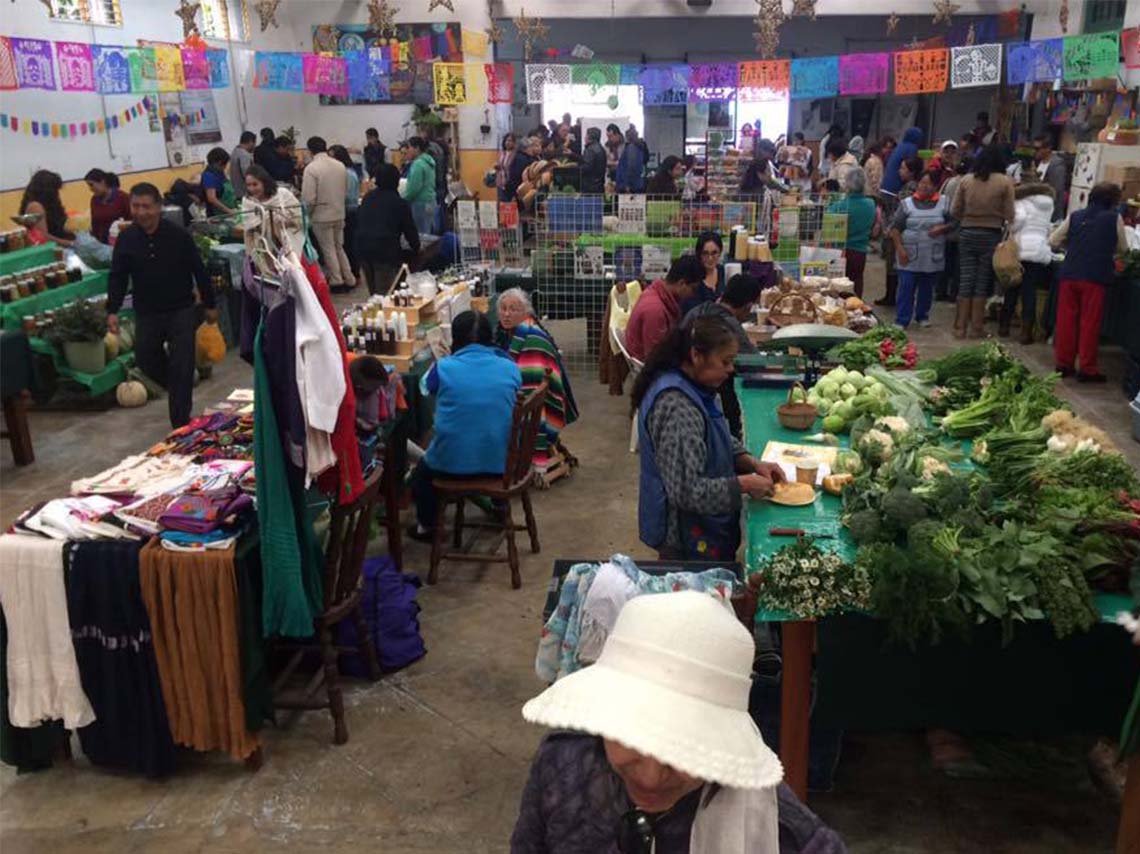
[999,182,1055,343]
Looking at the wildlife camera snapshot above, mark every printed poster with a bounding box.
[432,62,467,104]
[614,246,643,281]
[618,194,646,235]
[574,245,604,279]
[641,245,671,280]
[455,200,477,228]
[478,200,499,228]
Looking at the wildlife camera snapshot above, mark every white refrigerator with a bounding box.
[1068,142,1139,213]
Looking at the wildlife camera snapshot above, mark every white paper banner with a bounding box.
[951,43,1003,89]
[525,63,570,104]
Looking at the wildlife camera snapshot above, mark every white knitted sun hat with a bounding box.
[522,591,783,790]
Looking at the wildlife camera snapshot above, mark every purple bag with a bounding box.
[336,555,426,675]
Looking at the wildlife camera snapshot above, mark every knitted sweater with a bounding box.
[950,173,1015,230]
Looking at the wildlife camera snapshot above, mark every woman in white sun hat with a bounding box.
[510,591,846,853]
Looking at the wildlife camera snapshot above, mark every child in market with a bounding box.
[888,170,954,328]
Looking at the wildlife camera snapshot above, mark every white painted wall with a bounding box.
[0,0,249,189]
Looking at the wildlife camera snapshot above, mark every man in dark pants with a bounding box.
[107,183,216,428]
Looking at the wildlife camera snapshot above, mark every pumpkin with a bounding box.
[104,331,120,360]
[116,380,147,408]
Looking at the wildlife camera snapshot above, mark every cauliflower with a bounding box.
[859,429,895,467]
[920,457,951,481]
[875,416,911,435]
[970,440,989,465]
[1046,434,1074,454]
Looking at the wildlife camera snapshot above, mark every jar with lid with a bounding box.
[21,315,36,335]
[67,265,82,283]
[16,278,31,299]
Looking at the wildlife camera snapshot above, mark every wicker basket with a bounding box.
[768,293,818,327]
[776,382,818,431]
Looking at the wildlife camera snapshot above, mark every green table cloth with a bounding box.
[0,244,56,276]
[0,272,108,331]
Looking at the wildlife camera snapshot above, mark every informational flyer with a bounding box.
[641,245,671,280]
[618,194,646,234]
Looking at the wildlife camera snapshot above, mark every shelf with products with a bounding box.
[704,139,748,202]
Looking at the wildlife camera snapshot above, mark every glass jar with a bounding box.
[16,278,31,299]
[32,269,47,293]
[67,266,83,283]
[21,315,36,335]
[8,229,25,251]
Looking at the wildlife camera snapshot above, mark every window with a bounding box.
[1083,1,1126,33]
[198,0,250,42]
[48,0,122,26]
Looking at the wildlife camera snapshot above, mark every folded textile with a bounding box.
[158,487,253,534]
[138,540,259,760]
[578,560,639,663]
[0,536,95,729]
[71,454,195,497]
[23,496,127,541]
[536,554,738,683]
[67,540,176,777]
[159,529,242,552]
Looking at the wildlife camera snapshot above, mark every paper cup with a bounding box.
[795,458,820,485]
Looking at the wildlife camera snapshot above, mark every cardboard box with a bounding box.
[1119,180,1140,202]
[1104,164,1140,186]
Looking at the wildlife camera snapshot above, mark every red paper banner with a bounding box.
[484,62,514,103]
[738,60,790,101]
[894,49,949,95]
[1123,28,1140,69]
[0,37,17,91]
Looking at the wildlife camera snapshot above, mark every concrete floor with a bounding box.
[0,274,1134,852]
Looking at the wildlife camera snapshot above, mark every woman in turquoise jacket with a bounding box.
[401,136,437,235]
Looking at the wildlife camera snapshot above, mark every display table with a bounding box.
[737,381,1139,810]
[0,244,56,276]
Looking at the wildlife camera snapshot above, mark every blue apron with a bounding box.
[638,369,739,560]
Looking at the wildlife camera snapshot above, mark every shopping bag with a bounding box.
[195,321,226,365]
[993,233,1023,290]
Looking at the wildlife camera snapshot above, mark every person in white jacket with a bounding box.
[999,182,1056,344]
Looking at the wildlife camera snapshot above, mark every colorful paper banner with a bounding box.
[55,42,94,92]
[484,62,514,103]
[790,56,838,99]
[571,63,619,103]
[254,51,303,91]
[432,61,467,104]
[894,49,949,95]
[1123,28,1139,70]
[461,28,489,59]
[0,37,16,91]
[0,97,151,139]
[127,47,157,92]
[838,53,889,96]
[346,50,390,102]
[1006,39,1063,84]
[638,64,689,106]
[153,44,185,92]
[738,60,790,101]
[206,49,229,88]
[950,43,1003,89]
[181,47,210,89]
[92,45,132,94]
[689,63,738,102]
[525,64,570,104]
[1063,31,1120,81]
[303,53,347,97]
[12,38,55,90]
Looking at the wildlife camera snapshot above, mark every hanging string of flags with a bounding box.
[0,96,208,138]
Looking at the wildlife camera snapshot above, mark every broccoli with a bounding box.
[947,507,987,536]
[907,519,944,551]
[881,487,929,532]
[971,477,994,511]
[846,508,886,545]
[913,473,971,515]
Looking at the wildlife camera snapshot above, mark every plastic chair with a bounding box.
[609,325,644,453]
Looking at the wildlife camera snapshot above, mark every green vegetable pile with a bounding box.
[829,325,908,372]
[806,365,894,434]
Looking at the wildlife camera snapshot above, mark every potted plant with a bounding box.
[48,299,108,374]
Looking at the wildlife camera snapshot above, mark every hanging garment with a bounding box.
[0,612,68,772]
[253,320,322,638]
[66,540,177,777]
[0,536,95,729]
[137,540,259,760]
[301,257,365,505]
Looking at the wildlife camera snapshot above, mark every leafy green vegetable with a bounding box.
[829,325,908,372]
[859,542,966,648]
[939,371,1061,438]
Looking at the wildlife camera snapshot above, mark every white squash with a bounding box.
[115,380,147,408]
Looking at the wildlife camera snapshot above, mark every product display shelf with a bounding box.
[0,271,109,331]
[0,243,57,276]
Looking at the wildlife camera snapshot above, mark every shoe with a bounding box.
[405,524,435,543]
[917,319,932,328]
[1054,365,1075,378]
[1076,372,1107,384]
[874,297,896,307]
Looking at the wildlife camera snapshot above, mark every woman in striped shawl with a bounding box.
[494,288,579,471]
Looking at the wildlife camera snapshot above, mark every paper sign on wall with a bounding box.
[618,194,647,235]
[574,245,604,278]
[456,200,478,228]
[642,245,671,280]
[478,200,499,228]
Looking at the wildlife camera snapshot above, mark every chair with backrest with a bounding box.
[428,373,550,589]
[609,324,645,453]
[272,467,384,745]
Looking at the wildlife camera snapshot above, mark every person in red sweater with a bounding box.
[625,255,703,362]
[85,168,132,244]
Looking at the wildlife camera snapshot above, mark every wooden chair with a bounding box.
[428,374,549,590]
[272,468,384,745]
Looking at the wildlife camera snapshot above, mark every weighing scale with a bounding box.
[736,323,857,389]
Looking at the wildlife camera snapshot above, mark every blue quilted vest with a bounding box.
[1060,204,1119,285]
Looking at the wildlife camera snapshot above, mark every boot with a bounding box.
[1020,319,1034,345]
[875,273,897,307]
[968,297,988,339]
[953,299,969,339]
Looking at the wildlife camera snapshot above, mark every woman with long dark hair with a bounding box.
[950,144,1015,338]
[201,147,237,216]
[646,155,684,196]
[85,168,131,244]
[496,133,517,202]
[329,144,361,279]
[242,163,304,273]
[680,231,725,315]
[633,316,785,561]
[19,170,74,246]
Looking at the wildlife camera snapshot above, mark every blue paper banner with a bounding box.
[346,49,390,102]
[619,64,641,86]
[254,51,303,92]
[91,45,132,95]
[206,49,229,88]
[1006,39,1063,85]
[639,63,690,106]
[790,56,838,99]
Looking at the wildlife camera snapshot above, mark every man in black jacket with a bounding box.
[356,163,421,295]
[363,127,387,181]
[580,127,607,194]
[506,136,538,203]
[252,127,276,169]
[107,183,216,428]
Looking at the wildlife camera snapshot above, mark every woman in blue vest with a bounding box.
[632,316,785,561]
[888,170,954,328]
[1049,182,1129,382]
[408,311,522,541]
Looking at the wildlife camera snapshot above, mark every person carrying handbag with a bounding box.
[999,182,1056,342]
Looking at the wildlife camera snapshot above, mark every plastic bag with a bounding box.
[195,321,226,365]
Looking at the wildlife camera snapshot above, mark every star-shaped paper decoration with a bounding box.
[254,0,280,32]
[753,0,787,59]
[428,0,454,12]
[1059,0,1069,34]
[313,25,341,54]
[790,0,817,20]
[886,12,900,36]
[514,9,549,63]
[484,0,504,43]
[932,0,959,27]
[174,0,201,39]
[368,0,399,37]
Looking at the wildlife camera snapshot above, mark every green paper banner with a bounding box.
[127,47,157,92]
[1062,31,1120,81]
